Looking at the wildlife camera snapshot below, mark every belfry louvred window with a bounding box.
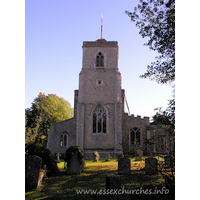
[96,52,104,67]
[93,104,106,133]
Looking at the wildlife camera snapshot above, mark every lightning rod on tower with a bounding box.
[101,14,103,39]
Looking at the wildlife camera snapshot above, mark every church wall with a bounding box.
[78,68,122,104]
[75,102,123,158]
[122,114,174,155]
[82,44,118,69]
[76,40,123,158]
[144,125,175,155]
[83,103,115,149]
[122,113,149,153]
[46,118,76,156]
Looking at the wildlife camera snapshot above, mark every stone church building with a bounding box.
[47,38,173,158]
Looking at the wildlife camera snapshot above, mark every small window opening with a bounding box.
[60,132,68,147]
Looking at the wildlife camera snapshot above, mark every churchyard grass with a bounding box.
[25,156,173,200]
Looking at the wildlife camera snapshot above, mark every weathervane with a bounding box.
[101,14,103,39]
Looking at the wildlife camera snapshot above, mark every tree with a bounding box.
[151,99,175,128]
[25,103,44,147]
[25,93,74,150]
[126,0,175,84]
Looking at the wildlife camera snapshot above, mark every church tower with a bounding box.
[75,38,124,158]
[47,38,172,158]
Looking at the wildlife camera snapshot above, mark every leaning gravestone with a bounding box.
[66,152,81,175]
[145,158,158,175]
[25,155,42,190]
[118,158,131,174]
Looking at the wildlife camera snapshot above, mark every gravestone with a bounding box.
[118,158,131,174]
[135,156,142,161]
[94,175,135,200]
[105,154,112,161]
[25,155,42,190]
[145,158,158,175]
[56,153,61,163]
[106,175,121,189]
[66,152,81,175]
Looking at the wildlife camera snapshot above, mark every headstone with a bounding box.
[25,155,42,190]
[118,158,131,174]
[66,152,81,175]
[135,156,142,161]
[145,158,158,175]
[105,154,112,161]
[106,175,121,189]
[94,175,133,200]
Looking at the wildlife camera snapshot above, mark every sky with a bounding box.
[25,0,174,120]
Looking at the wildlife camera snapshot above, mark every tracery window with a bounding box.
[93,104,106,133]
[130,127,140,145]
[60,132,68,147]
[96,52,104,67]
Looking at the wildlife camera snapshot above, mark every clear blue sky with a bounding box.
[25,0,173,120]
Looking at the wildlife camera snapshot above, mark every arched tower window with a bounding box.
[93,104,107,133]
[130,127,140,145]
[96,52,104,67]
[60,132,68,147]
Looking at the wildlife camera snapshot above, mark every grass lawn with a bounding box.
[25,157,174,200]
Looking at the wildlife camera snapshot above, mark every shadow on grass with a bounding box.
[25,160,174,200]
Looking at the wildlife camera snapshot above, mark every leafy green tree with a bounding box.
[151,99,175,128]
[25,103,44,147]
[43,95,74,122]
[126,0,175,84]
[25,93,74,151]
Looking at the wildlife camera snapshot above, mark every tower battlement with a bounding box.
[83,40,118,47]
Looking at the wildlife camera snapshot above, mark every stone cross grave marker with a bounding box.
[56,153,61,162]
[66,152,81,175]
[25,155,42,190]
[145,157,158,175]
[118,158,131,175]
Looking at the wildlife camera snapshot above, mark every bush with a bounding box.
[93,151,100,162]
[25,144,59,176]
[65,145,85,172]
[135,149,143,157]
[127,146,143,157]
[117,153,124,161]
